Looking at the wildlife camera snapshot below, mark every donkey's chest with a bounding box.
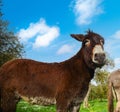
[71,80,89,104]
[74,86,88,103]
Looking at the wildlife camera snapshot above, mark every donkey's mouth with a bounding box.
[92,61,105,68]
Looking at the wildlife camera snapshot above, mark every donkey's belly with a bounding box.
[18,93,56,105]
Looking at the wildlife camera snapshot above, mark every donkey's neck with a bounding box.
[65,49,95,79]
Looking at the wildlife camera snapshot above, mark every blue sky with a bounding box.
[2,0,120,71]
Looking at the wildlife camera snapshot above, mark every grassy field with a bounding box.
[16,99,108,112]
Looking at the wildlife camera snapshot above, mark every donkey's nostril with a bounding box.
[94,53,99,60]
[94,53,99,58]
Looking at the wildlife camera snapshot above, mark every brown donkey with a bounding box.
[108,69,120,112]
[0,30,106,112]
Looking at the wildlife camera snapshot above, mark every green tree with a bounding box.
[92,69,109,100]
[0,0,24,66]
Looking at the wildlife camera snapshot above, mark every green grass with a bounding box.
[17,99,108,112]
[17,100,56,112]
[80,100,107,112]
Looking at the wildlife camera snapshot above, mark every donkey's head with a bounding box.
[71,30,106,69]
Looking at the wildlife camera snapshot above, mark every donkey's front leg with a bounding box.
[56,110,68,112]
[56,100,70,112]
[69,103,81,112]
[56,92,71,112]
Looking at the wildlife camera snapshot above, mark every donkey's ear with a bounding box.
[70,34,84,42]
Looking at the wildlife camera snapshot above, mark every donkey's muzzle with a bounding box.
[94,53,106,66]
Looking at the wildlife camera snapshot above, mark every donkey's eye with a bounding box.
[100,40,104,45]
[84,39,90,46]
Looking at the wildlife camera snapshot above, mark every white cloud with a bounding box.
[73,0,103,25]
[17,18,60,48]
[33,27,59,48]
[57,44,73,55]
[112,30,120,39]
